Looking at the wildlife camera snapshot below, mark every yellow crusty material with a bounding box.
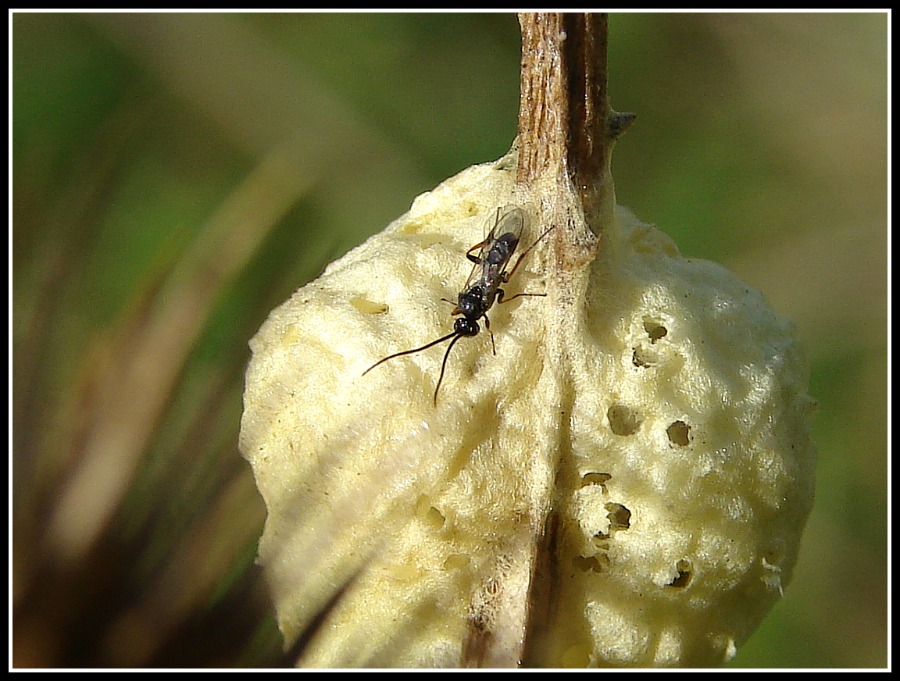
[239,151,816,667]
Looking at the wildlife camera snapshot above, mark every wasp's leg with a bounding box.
[502,226,555,282]
[465,240,487,265]
[496,287,547,305]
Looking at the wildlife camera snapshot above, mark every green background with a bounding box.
[12,12,887,668]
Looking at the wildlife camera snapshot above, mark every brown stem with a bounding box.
[563,13,611,191]
[517,13,569,184]
[516,13,635,225]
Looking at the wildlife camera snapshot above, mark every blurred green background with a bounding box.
[12,12,886,668]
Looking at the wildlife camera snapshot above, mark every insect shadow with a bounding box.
[363,205,553,405]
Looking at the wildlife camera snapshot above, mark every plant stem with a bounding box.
[516,13,634,253]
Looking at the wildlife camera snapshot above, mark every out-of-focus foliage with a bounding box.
[12,12,886,668]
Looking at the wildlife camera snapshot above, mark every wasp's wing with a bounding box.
[492,205,526,244]
[463,206,527,290]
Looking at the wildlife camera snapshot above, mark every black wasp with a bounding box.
[363,205,553,404]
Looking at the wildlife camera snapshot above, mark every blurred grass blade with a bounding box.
[45,141,316,561]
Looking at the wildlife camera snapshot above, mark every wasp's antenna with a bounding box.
[433,332,466,405]
[362,330,460,377]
